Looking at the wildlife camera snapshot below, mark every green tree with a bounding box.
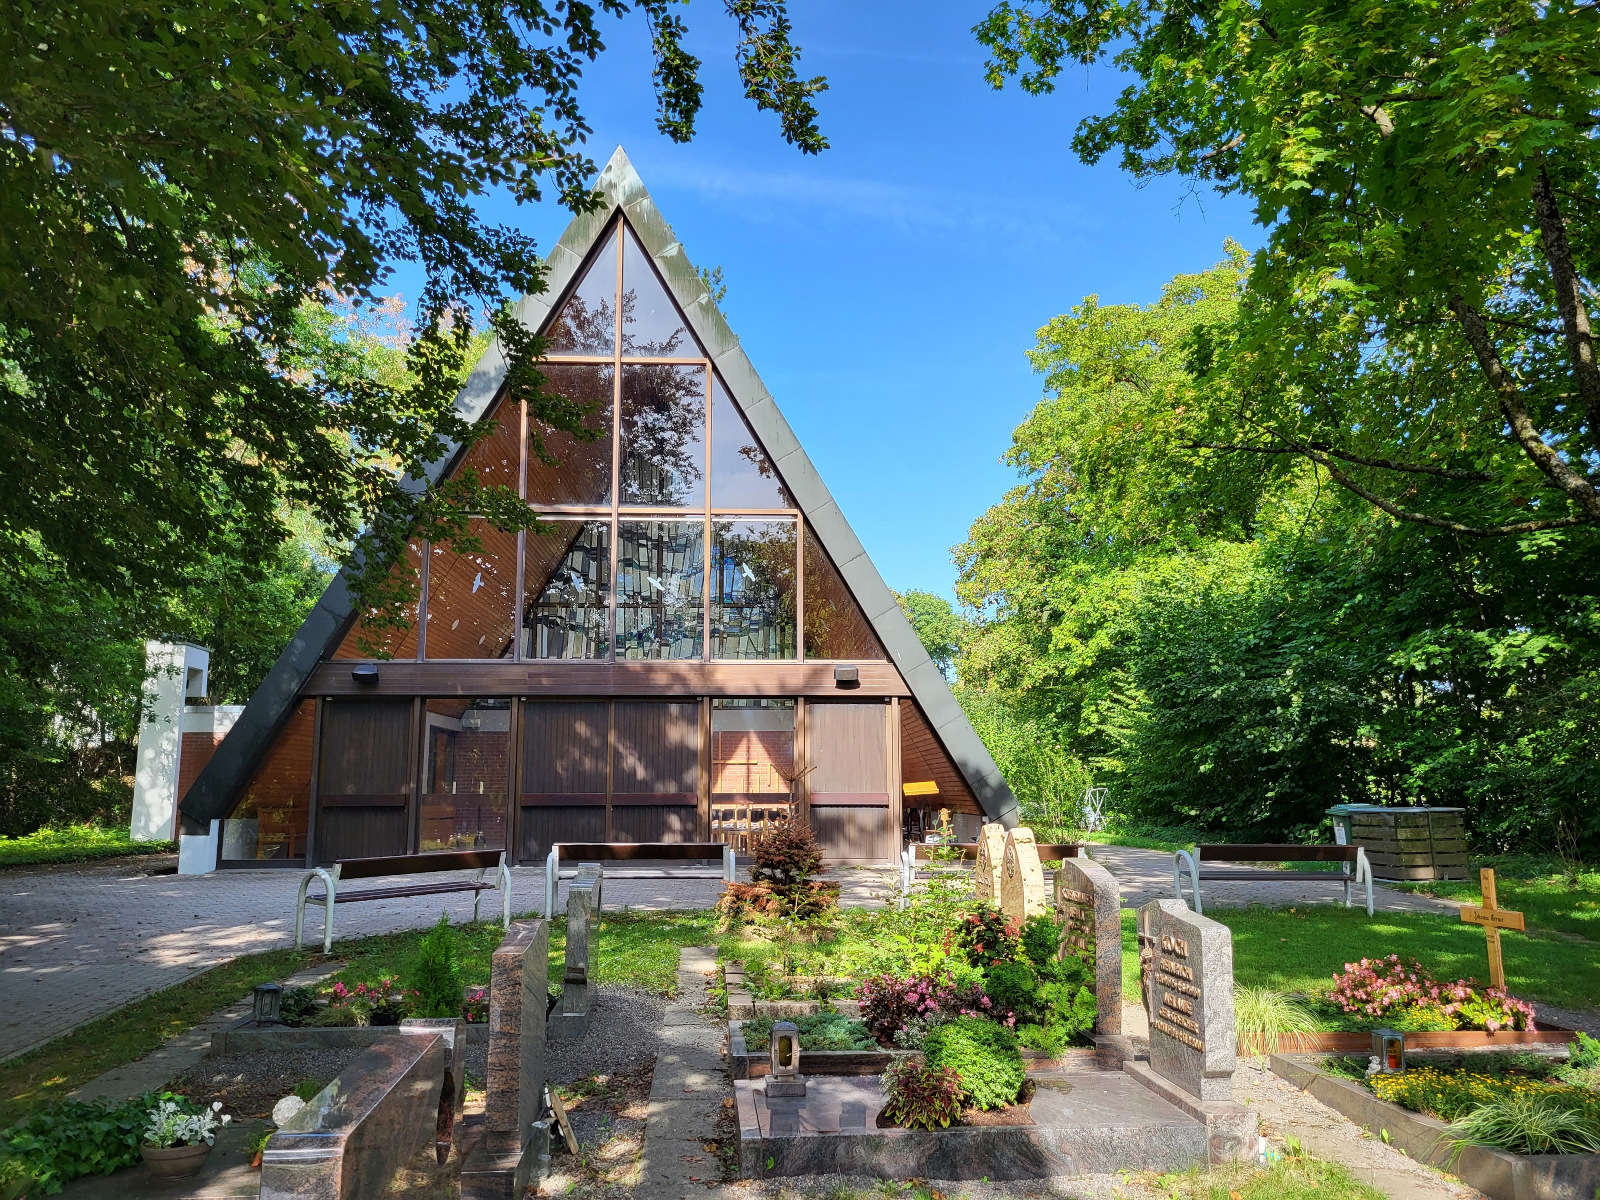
[977,0,1600,539]
[895,590,969,679]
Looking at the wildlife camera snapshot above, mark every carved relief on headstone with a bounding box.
[974,823,1006,903]
[1000,827,1048,922]
[1054,855,1123,1034]
[1137,898,1237,1101]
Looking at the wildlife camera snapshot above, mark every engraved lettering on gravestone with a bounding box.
[1052,853,1124,1034]
[1139,898,1238,1101]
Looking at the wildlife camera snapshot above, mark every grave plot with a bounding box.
[723,821,1258,1181]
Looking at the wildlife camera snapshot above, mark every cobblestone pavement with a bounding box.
[0,856,897,1064]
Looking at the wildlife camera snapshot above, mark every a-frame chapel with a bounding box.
[179,148,1018,870]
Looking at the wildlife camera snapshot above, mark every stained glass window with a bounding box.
[524,520,610,659]
[616,520,705,659]
[712,520,796,659]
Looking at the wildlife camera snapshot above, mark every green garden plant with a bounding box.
[0,1095,155,1192]
[1447,1092,1600,1158]
[923,1017,1025,1111]
[741,1012,875,1052]
[880,1058,964,1132]
[408,914,464,1019]
[1232,986,1319,1054]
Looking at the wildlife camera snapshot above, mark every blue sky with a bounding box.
[391,2,1261,601]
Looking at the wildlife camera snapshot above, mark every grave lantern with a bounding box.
[252,982,283,1027]
[770,1021,800,1078]
[766,1021,807,1097]
[1372,1028,1406,1073]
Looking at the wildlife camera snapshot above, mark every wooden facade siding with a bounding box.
[519,804,606,862]
[811,805,894,863]
[807,702,888,794]
[305,660,910,697]
[807,793,890,807]
[610,793,696,806]
[317,808,409,861]
[521,702,608,793]
[519,792,607,806]
[899,699,981,815]
[613,701,699,793]
[318,700,411,796]
[612,805,697,843]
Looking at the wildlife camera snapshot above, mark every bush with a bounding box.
[1233,986,1319,1053]
[924,1017,1025,1111]
[857,973,992,1044]
[279,987,319,1027]
[1020,914,1062,971]
[881,1058,963,1131]
[984,961,1040,1024]
[748,819,822,887]
[1016,1022,1070,1055]
[0,1095,154,1192]
[1038,980,1097,1040]
[955,905,1019,970]
[367,996,410,1026]
[408,914,463,1019]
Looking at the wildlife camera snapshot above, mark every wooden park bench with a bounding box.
[296,849,512,953]
[542,842,736,918]
[1173,844,1373,917]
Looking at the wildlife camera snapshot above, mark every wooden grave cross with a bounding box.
[1458,867,1524,991]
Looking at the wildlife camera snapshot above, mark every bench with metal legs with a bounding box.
[1173,843,1374,916]
[542,842,737,918]
[295,849,512,953]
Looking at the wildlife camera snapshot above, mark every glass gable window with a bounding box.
[620,364,705,506]
[546,233,617,356]
[524,520,610,659]
[711,377,790,509]
[621,228,693,356]
[424,520,518,660]
[529,364,613,507]
[712,520,796,659]
[616,520,704,659]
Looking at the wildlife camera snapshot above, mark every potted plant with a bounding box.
[141,1096,230,1180]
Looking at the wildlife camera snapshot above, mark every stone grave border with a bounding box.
[1270,1053,1600,1200]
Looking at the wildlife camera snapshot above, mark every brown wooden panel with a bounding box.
[423,520,518,660]
[810,804,893,863]
[318,793,408,808]
[518,805,606,863]
[331,543,422,661]
[899,699,981,815]
[808,793,890,807]
[613,701,699,794]
[520,792,607,807]
[317,808,408,861]
[611,793,696,807]
[319,700,411,797]
[807,702,887,794]
[308,660,910,698]
[521,702,608,794]
[1197,844,1358,862]
[612,805,697,843]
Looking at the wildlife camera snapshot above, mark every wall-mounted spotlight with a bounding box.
[833,664,859,688]
[351,663,380,685]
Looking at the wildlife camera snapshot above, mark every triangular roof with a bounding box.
[183,147,1018,827]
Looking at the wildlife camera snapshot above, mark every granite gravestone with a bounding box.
[461,919,552,1199]
[549,865,602,1039]
[974,823,1006,903]
[260,1032,446,1200]
[1138,899,1237,1101]
[1054,855,1122,1035]
[1000,827,1048,922]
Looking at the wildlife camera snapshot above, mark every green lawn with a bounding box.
[1392,856,1600,942]
[0,825,173,868]
[1119,903,1599,1011]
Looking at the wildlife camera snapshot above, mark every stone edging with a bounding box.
[1269,1053,1600,1200]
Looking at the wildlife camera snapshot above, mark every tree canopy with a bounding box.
[977,0,1600,540]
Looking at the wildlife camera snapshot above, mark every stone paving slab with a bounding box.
[636,946,728,1199]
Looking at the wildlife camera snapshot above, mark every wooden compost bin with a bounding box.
[1330,805,1468,881]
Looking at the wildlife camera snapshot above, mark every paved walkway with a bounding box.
[636,946,728,1199]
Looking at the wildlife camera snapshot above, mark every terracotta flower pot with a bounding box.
[141,1142,212,1180]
